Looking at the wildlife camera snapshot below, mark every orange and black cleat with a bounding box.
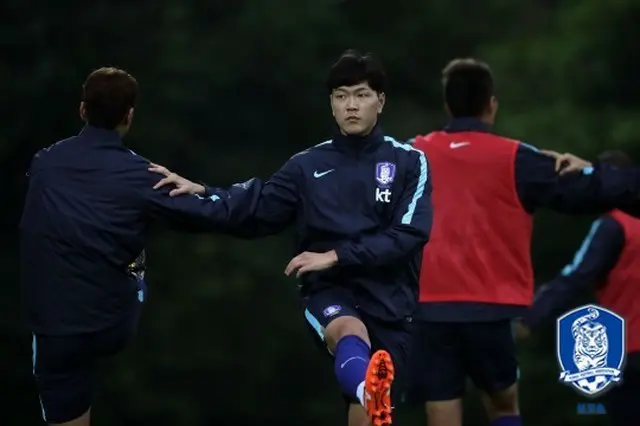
[364,350,395,426]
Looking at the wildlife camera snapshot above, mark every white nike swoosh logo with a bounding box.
[449,142,470,149]
[313,169,335,178]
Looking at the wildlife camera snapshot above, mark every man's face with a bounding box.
[330,82,385,136]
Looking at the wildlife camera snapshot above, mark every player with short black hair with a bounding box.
[152,50,433,426]
[327,49,387,95]
[21,67,265,426]
[408,58,640,426]
[81,67,139,129]
[442,58,494,118]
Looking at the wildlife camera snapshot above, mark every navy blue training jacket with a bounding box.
[20,125,263,335]
[208,126,433,321]
[523,216,624,327]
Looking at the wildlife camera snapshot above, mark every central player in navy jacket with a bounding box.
[153,50,433,426]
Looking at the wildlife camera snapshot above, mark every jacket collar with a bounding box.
[332,124,385,155]
[79,124,123,145]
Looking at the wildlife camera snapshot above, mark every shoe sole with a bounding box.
[365,350,395,426]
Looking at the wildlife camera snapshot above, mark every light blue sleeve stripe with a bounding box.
[195,194,221,202]
[32,334,36,375]
[304,309,325,340]
[32,334,47,421]
[519,141,540,152]
[561,219,603,276]
[384,136,428,225]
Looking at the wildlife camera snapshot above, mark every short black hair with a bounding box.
[597,150,633,168]
[326,49,387,94]
[82,67,139,129]
[442,58,493,118]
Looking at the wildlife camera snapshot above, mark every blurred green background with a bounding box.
[3,0,639,424]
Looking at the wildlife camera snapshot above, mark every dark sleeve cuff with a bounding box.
[202,184,216,197]
[335,245,354,266]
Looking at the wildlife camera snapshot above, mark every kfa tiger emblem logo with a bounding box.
[375,162,396,188]
[556,304,625,397]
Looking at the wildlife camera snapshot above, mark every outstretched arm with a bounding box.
[522,216,624,328]
[148,159,299,237]
[515,144,640,215]
[141,173,264,233]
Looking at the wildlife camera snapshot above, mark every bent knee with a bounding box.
[324,316,369,352]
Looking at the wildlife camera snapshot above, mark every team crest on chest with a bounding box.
[375,162,396,188]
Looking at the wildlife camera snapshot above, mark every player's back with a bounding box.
[20,126,149,335]
[413,129,533,306]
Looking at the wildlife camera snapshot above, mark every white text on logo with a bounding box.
[376,188,391,203]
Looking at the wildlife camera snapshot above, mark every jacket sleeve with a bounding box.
[133,156,264,233]
[335,148,433,267]
[204,157,299,238]
[522,216,624,328]
[514,143,640,215]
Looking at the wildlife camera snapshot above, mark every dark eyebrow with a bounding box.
[334,86,372,95]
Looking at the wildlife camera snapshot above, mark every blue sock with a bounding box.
[492,415,521,426]
[334,335,371,403]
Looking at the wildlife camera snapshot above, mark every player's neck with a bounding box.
[449,116,493,128]
[475,111,495,127]
[333,124,384,153]
[338,124,377,138]
[335,124,382,140]
[114,124,130,137]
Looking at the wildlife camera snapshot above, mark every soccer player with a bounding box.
[20,67,265,426]
[151,50,433,426]
[407,58,640,426]
[520,151,640,426]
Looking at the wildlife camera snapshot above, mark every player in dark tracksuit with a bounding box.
[522,151,640,426]
[152,50,433,426]
[20,68,265,426]
[408,59,640,426]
